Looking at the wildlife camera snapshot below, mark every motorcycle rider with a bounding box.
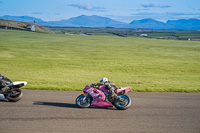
[91,77,117,101]
[100,77,118,100]
[0,74,11,93]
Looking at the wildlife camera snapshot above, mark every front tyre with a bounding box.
[76,94,91,108]
[114,95,131,110]
[6,88,23,102]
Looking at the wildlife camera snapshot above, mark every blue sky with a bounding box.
[0,0,200,23]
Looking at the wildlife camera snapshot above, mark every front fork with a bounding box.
[83,93,88,101]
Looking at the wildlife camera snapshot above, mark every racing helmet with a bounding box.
[100,77,108,83]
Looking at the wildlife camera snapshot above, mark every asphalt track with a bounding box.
[0,90,200,133]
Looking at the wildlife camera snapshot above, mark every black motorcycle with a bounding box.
[0,74,27,102]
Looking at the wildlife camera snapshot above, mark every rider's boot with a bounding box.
[108,90,117,101]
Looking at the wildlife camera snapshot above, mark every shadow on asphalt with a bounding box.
[33,101,78,108]
[33,101,116,110]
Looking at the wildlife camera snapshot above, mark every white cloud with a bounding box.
[69,3,106,11]
[31,12,43,15]
[141,3,171,8]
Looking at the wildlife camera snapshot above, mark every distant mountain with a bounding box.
[1,15,200,30]
[166,19,200,30]
[129,18,200,30]
[45,15,129,28]
[129,18,166,29]
[0,15,128,28]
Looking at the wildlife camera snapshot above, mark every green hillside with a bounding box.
[0,19,51,33]
[0,29,200,92]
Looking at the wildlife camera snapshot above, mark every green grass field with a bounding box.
[0,29,200,92]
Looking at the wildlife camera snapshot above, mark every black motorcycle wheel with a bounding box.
[6,88,23,102]
[114,95,131,110]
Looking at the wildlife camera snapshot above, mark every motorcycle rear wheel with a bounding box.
[76,94,91,108]
[114,95,131,110]
[6,88,23,102]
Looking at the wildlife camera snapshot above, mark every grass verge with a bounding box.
[0,29,200,92]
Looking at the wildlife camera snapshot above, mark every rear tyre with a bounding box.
[114,95,131,110]
[6,88,23,102]
[75,94,91,108]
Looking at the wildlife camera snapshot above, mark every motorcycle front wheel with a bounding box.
[75,94,91,108]
[114,95,131,110]
[6,88,23,102]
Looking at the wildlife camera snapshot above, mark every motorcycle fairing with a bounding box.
[6,81,27,87]
[83,85,113,107]
[91,100,113,107]
[12,81,27,86]
[114,87,131,95]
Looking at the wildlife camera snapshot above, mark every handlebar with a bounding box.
[89,83,103,88]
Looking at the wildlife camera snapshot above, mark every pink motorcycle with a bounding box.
[75,84,131,110]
